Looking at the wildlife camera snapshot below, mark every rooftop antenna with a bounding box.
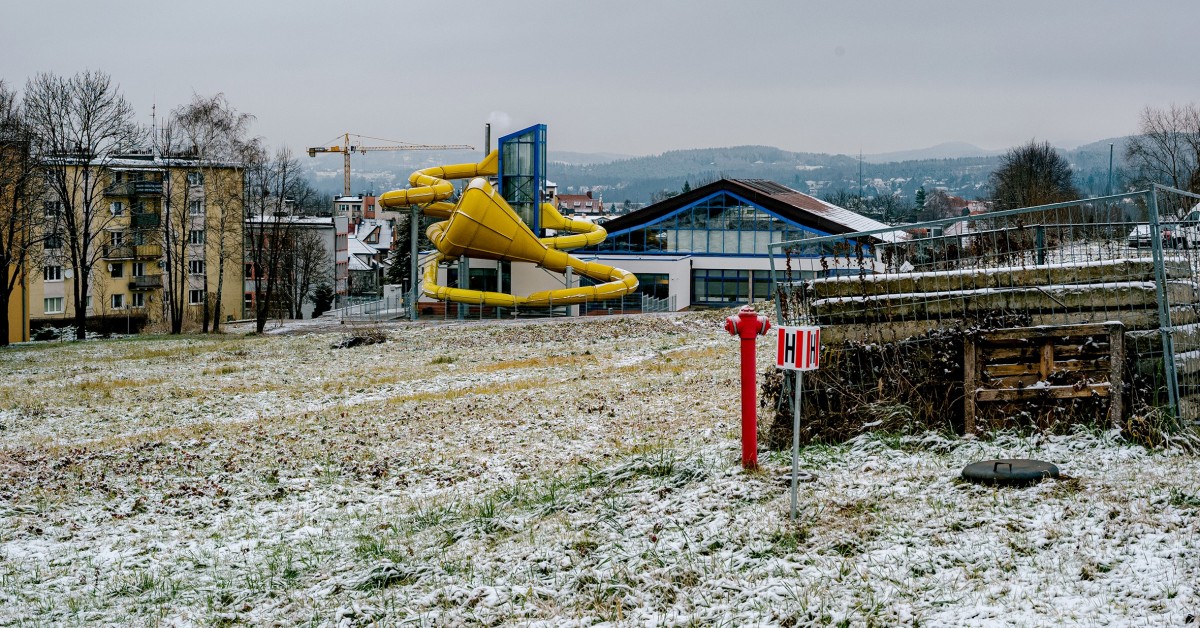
[1107,142,1114,196]
[857,148,863,209]
[150,101,158,156]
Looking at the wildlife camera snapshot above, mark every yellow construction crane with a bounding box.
[307,132,474,197]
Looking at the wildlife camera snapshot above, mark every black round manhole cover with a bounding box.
[961,459,1060,486]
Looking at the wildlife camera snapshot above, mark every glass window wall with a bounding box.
[691,269,808,305]
[590,192,830,257]
[498,124,546,232]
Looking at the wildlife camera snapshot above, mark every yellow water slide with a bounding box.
[378,150,638,308]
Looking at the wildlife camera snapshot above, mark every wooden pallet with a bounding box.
[963,322,1125,434]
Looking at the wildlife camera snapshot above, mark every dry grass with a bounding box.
[478,353,599,372]
[3,312,1195,626]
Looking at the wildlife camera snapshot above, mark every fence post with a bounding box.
[458,258,467,320]
[409,206,419,322]
[1148,188,1180,418]
[1035,225,1046,265]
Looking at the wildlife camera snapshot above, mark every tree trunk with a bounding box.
[255,297,268,334]
[211,241,226,333]
[73,268,88,340]
[212,255,225,333]
[202,293,210,333]
[170,254,184,334]
[0,290,10,346]
[170,232,185,335]
[255,259,270,334]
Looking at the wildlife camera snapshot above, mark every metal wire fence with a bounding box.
[767,186,1200,443]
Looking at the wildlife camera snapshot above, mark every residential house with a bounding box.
[347,233,383,297]
[351,217,394,262]
[29,153,244,334]
[334,194,377,222]
[555,190,604,216]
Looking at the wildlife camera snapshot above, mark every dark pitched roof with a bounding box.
[600,178,901,242]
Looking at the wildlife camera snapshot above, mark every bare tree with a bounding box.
[154,119,197,334]
[89,268,110,334]
[23,71,143,340]
[1126,103,1200,215]
[0,80,40,346]
[870,192,908,223]
[821,189,861,212]
[172,94,253,333]
[282,228,329,319]
[916,189,960,221]
[989,140,1080,211]
[244,146,315,333]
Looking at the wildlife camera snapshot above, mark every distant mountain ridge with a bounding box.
[863,142,1000,164]
[303,138,1137,208]
[548,150,634,166]
[547,140,1135,207]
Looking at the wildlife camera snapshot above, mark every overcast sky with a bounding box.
[3,1,1199,157]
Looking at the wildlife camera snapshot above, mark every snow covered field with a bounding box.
[1,311,1198,626]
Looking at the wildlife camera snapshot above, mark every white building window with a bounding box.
[110,201,125,216]
[187,172,204,186]
[189,260,206,275]
[131,293,145,308]
[43,201,62,217]
[189,289,206,305]
[189,200,204,215]
[189,229,205,245]
[43,266,63,282]
[110,231,124,246]
[43,297,64,314]
[131,262,145,277]
[111,294,124,310]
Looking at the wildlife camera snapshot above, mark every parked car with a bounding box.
[1127,208,1200,249]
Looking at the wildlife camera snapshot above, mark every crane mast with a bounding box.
[307,132,474,196]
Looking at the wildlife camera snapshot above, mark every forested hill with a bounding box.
[307,142,1133,209]
[547,143,1132,208]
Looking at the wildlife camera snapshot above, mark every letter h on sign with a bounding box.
[776,326,821,371]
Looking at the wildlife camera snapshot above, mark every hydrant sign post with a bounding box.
[724,306,771,470]
[776,325,821,520]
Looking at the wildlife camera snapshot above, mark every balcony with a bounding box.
[128,276,163,291]
[131,212,160,228]
[103,180,163,197]
[102,244,162,260]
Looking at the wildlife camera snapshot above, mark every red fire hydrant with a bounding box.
[725,305,770,469]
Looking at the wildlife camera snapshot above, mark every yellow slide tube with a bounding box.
[539,203,609,250]
[377,151,498,209]
[380,150,638,308]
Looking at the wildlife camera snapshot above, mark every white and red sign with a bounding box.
[776,325,821,371]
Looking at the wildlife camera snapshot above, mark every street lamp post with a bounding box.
[409,206,418,321]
